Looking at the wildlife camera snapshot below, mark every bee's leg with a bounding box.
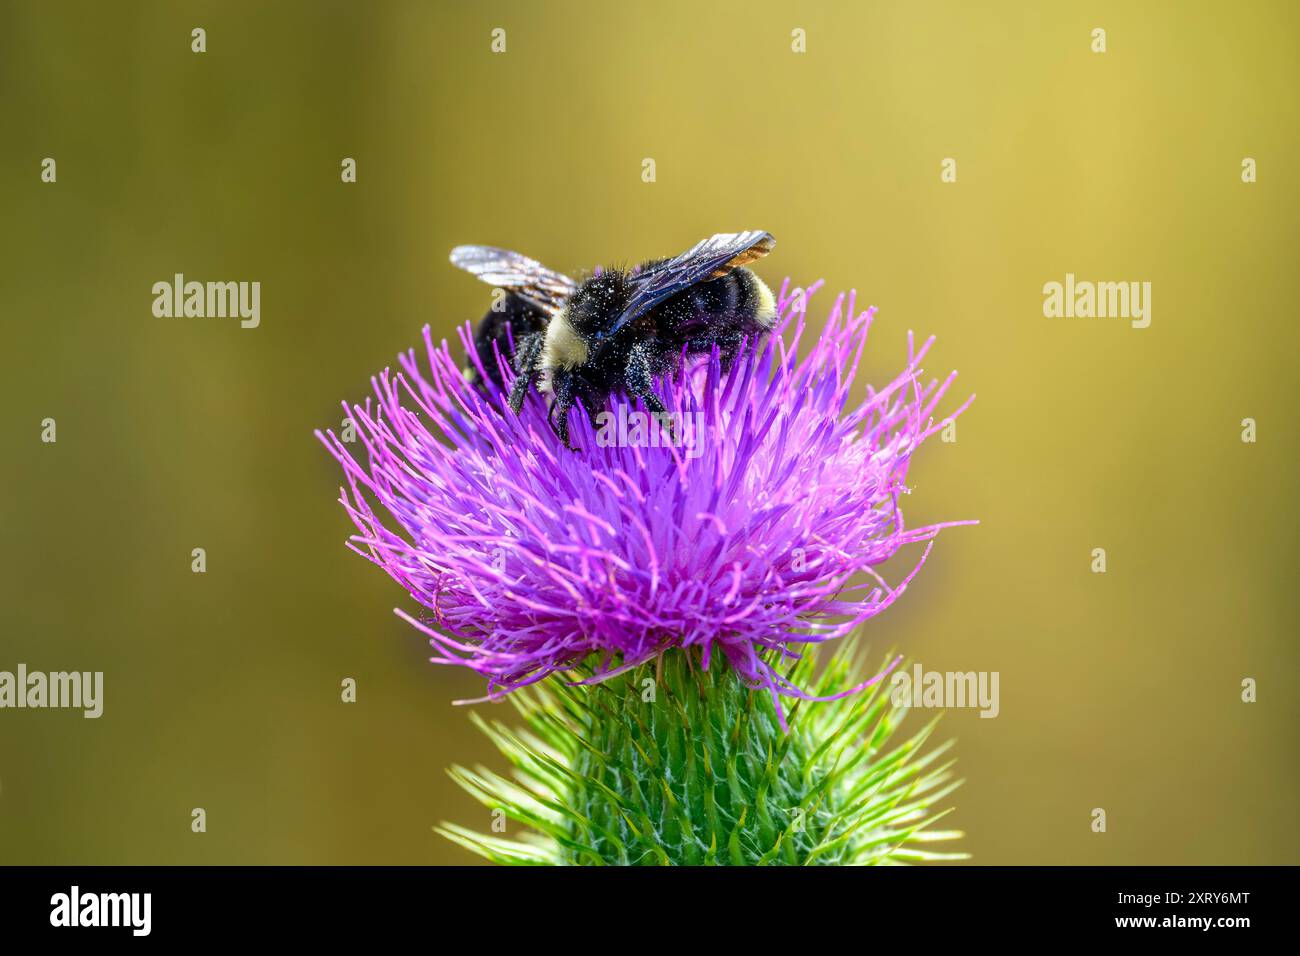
[548,370,579,450]
[624,344,674,443]
[716,333,747,373]
[507,332,544,414]
[688,331,746,372]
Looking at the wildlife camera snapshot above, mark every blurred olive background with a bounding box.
[1,0,1297,865]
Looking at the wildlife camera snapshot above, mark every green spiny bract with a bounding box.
[439,647,966,865]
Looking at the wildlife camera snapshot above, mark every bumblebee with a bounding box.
[453,231,777,448]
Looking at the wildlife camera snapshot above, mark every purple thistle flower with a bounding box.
[317,279,974,713]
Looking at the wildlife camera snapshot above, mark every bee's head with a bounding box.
[565,268,635,343]
[539,268,633,383]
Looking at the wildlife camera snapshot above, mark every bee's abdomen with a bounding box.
[689,268,775,333]
[467,292,548,388]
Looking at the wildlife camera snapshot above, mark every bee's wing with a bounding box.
[450,245,577,318]
[599,230,775,340]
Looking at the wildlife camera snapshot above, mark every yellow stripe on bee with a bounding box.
[753,275,776,328]
[540,308,589,371]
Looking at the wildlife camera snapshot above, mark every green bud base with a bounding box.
[440,647,965,865]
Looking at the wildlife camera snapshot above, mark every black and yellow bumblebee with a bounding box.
[452,231,777,448]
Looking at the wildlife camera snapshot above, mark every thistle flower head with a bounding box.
[318,280,973,709]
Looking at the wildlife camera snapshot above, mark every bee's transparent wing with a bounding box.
[600,230,775,339]
[450,245,577,317]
